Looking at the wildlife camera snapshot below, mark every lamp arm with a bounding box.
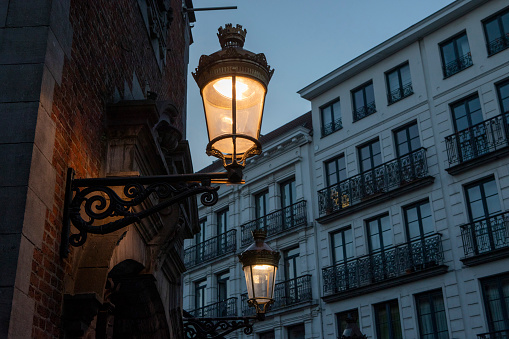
[183,315,258,339]
[60,168,227,258]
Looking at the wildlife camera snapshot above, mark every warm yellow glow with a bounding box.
[253,265,272,270]
[213,77,250,100]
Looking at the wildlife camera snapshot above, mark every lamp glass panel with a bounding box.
[244,264,277,305]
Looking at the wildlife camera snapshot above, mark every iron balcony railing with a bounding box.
[189,297,237,318]
[322,117,343,137]
[487,33,509,56]
[445,112,509,167]
[387,83,413,105]
[443,52,472,78]
[318,148,428,217]
[241,275,313,316]
[477,329,509,339]
[240,201,307,247]
[353,101,376,121]
[184,229,236,268]
[460,210,509,258]
[322,234,444,297]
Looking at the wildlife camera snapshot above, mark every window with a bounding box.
[196,218,206,245]
[352,82,376,121]
[337,309,360,337]
[259,331,275,339]
[325,155,346,187]
[217,272,229,316]
[497,79,509,114]
[358,140,382,173]
[332,228,354,264]
[440,32,472,78]
[281,179,296,227]
[465,177,501,223]
[255,190,269,228]
[404,200,433,241]
[481,273,509,333]
[216,209,229,235]
[287,323,305,339]
[374,300,403,339]
[483,8,509,56]
[415,290,449,339]
[451,95,483,132]
[386,63,413,104]
[194,279,207,315]
[394,123,420,157]
[283,247,300,280]
[321,99,342,136]
[367,214,392,253]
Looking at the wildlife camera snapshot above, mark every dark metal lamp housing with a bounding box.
[341,314,367,339]
[193,24,274,182]
[238,229,280,320]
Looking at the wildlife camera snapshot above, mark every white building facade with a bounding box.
[184,0,509,338]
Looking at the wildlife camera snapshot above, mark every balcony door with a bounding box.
[394,123,421,183]
[283,247,300,304]
[367,214,393,281]
[358,140,383,196]
[216,209,228,255]
[481,274,509,334]
[194,279,207,317]
[451,95,486,162]
[196,218,207,262]
[255,190,268,230]
[332,228,354,290]
[281,179,296,228]
[217,272,229,317]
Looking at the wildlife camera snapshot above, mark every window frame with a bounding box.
[464,176,502,223]
[496,78,509,114]
[331,227,354,265]
[385,62,413,105]
[402,199,434,241]
[482,7,509,56]
[216,208,229,235]
[283,246,300,281]
[196,218,207,245]
[415,289,449,339]
[320,98,342,137]
[393,121,421,158]
[366,213,392,253]
[352,81,376,122]
[357,138,382,173]
[325,154,347,187]
[374,299,403,339]
[439,31,472,78]
[450,93,483,132]
[194,279,207,312]
[480,273,509,333]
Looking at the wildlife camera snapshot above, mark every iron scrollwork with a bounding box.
[183,312,257,339]
[61,168,228,257]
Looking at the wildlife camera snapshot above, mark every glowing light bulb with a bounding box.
[213,78,250,100]
[253,265,271,270]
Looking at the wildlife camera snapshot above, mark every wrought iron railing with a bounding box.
[322,117,343,137]
[189,297,237,318]
[460,210,509,258]
[240,201,307,247]
[353,101,376,121]
[477,329,509,339]
[318,148,428,216]
[443,52,472,78]
[445,112,509,167]
[241,275,312,315]
[387,83,413,104]
[487,33,509,56]
[322,233,444,297]
[184,229,236,268]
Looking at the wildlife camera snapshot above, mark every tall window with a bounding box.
[216,208,228,235]
[367,214,392,253]
[481,273,509,333]
[415,290,449,339]
[497,79,509,114]
[451,95,483,132]
[358,140,382,173]
[287,323,305,339]
[465,177,501,223]
[483,8,509,56]
[283,247,300,280]
[332,228,354,264]
[325,155,346,187]
[321,99,342,136]
[440,32,472,78]
[196,218,206,245]
[374,300,403,339]
[337,309,360,337]
[386,63,413,104]
[404,200,433,241]
[352,82,376,121]
[217,272,229,316]
[194,279,207,315]
[255,190,269,229]
[394,123,420,157]
[281,179,296,227]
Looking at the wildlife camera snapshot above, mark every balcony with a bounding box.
[443,52,472,78]
[487,33,509,56]
[317,148,433,223]
[477,330,509,339]
[387,83,413,105]
[322,234,447,302]
[240,201,307,247]
[184,229,236,269]
[322,117,343,137]
[241,275,313,316]
[445,112,509,175]
[460,211,509,266]
[353,101,376,121]
[188,297,237,318]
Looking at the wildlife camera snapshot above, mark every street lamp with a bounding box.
[60,23,273,255]
[238,229,280,320]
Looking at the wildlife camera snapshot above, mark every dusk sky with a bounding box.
[186,0,456,171]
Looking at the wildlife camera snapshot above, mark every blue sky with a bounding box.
[186,0,455,171]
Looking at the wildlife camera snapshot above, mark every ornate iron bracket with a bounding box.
[60,168,232,258]
[183,311,261,339]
